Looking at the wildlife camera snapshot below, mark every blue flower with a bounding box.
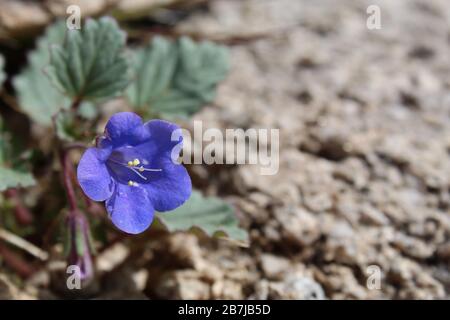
[77,112,191,234]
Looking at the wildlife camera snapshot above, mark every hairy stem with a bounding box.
[0,243,35,278]
[60,149,78,212]
[70,96,82,111]
[63,142,88,151]
[4,188,33,225]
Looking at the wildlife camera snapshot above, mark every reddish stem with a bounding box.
[4,189,33,225]
[0,243,35,278]
[70,96,82,111]
[65,149,106,218]
[60,150,78,213]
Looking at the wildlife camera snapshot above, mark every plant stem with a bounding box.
[71,96,82,111]
[4,189,33,225]
[60,149,78,213]
[0,91,22,113]
[0,228,48,261]
[63,142,88,151]
[0,243,35,278]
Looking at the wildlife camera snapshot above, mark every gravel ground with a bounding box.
[1,0,449,299]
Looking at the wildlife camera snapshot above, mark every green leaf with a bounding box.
[156,191,248,243]
[0,167,35,192]
[0,117,13,166]
[13,21,69,126]
[55,102,97,142]
[0,117,36,191]
[175,37,229,100]
[126,36,178,109]
[77,101,98,120]
[47,17,130,100]
[149,89,207,120]
[55,111,76,142]
[0,54,5,89]
[126,36,229,118]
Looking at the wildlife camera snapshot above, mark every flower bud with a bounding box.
[64,211,95,283]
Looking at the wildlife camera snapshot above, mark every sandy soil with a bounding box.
[1,0,449,299]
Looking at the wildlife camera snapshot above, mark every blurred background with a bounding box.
[0,0,449,299]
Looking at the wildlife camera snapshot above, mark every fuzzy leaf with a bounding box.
[126,36,178,109]
[156,191,248,243]
[0,117,36,191]
[55,102,97,142]
[55,111,76,142]
[149,90,207,119]
[13,21,69,126]
[175,37,229,100]
[47,17,130,100]
[0,167,35,192]
[0,54,5,89]
[77,101,98,120]
[127,36,229,118]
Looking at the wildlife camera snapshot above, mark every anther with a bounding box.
[127,161,133,167]
[132,159,140,166]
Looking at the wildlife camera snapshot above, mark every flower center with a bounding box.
[106,153,162,186]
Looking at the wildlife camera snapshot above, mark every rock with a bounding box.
[165,233,204,269]
[267,273,325,300]
[276,206,321,246]
[0,1,50,37]
[436,243,450,261]
[211,279,244,299]
[97,243,129,273]
[391,233,435,260]
[150,270,211,300]
[315,265,369,300]
[0,0,200,40]
[360,204,390,226]
[387,257,445,299]
[0,274,35,300]
[259,254,291,280]
[0,274,17,299]
[98,266,149,300]
[334,158,370,190]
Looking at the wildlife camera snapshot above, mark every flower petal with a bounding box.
[106,184,154,234]
[144,119,183,155]
[105,112,149,146]
[143,157,192,212]
[77,148,115,201]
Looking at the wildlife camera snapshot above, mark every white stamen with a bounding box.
[138,167,162,172]
[129,167,148,180]
[108,158,162,181]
